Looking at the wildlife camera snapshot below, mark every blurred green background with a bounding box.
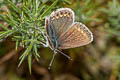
[0,0,120,80]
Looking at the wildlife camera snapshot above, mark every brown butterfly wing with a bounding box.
[45,8,74,37]
[58,22,93,49]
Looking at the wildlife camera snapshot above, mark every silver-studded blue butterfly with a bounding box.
[45,8,93,69]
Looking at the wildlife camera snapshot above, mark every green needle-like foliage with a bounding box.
[0,0,70,73]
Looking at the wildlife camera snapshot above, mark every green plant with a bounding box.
[100,0,120,37]
[74,0,100,24]
[0,0,71,74]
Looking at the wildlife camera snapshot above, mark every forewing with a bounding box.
[58,22,93,49]
[45,8,74,37]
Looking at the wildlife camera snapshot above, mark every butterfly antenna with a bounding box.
[56,49,72,60]
[48,51,57,69]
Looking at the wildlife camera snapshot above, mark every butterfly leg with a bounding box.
[56,50,72,60]
[48,51,57,69]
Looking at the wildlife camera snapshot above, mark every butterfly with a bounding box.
[45,8,93,69]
